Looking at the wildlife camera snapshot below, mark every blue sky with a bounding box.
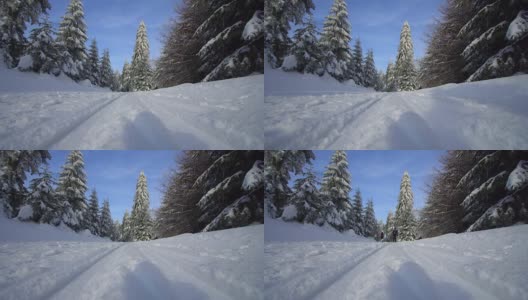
[305,150,444,222]
[46,0,180,71]
[310,0,444,71]
[44,151,180,222]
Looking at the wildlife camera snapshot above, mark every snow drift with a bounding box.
[265,68,528,149]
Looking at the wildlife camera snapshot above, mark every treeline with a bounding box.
[265,150,387,240]
[420,151,528,238]
[420,0,528,87]
[155,151,264,238]
[265,0,419,92]
[0,0,264,92]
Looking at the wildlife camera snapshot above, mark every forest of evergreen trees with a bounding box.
[0,0,264,92]
[265,0,527,91]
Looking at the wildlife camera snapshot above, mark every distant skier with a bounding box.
[380,231,384,241]
[392,228,398,242]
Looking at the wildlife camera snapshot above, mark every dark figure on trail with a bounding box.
[380,231,384,241]
[392,228,398,242]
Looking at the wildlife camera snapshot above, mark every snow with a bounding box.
[0,212,263,299]
[242,160,263,192]
[16,55,33,70]
[242,10,263,41]
[506,10,528,42]
[15,204,33,221]
[506,160,528,193]
[265,218,528,300]
[265,67,528,149]
[0,65,263,149]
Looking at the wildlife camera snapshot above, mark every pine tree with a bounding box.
[0,0,50,67]
[121,61,131,92]
[130,171,151,241]
[56,0,88,81]
[395,21,417,91]
[363,49,377,88]
[56,150,88,231]
[374,70,386,91]
[284,167,322,224]
[363,199,377,238]
[111,220,121,241]
[121,210,132,242]
[351,190,364,235]
[0,151,50,217]
[385,61,396,91]
[319,0,352,81]
[282,14,323,75]
[197,1,265,82]
[111,70,121,91]
[19,16,59,75]
[265,0,314,67]
[385,210,395,240]
[85,189,100,235]
[130,21,152,91]
[99,49,113,88]
[395,171,416,241]
[350,39,364,85]
[99,199,113,238]
[265,150,315,218]
[24,166,56,223]
[85,39,100,85]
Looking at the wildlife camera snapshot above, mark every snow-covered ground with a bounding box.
[0,64,263,149]
[265,219,528,300]
[0,214,263,300]
[265,67,528,149]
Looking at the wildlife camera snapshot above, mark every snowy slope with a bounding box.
[0,66,263,149]
[265,68,528,149]
[265,220,528,300]
[0,223,263,300]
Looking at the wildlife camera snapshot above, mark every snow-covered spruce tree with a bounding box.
[121,61,131,92]
[385,61,396,92]
[99,49,113,88]
[197,1,264,82]
[320,150,353,231]
[394,21,417,91]
[265,0,314,68]
[394,171,416,241]
[56,150,88,231]
[460,2,528,82]
[195,151,264,232]
[111,220,121,241]
[282,14,323,75]
[363,49,377,88]
[85,39,100,86]
[19,165,56,223]
[350,39,364,85]
[265,150,315,218]
[56,0,88,81]
[130,171,152,241]
[385,210,395,240]
[0,151,50,218]
[111,70,121,91]
[121,210,132,242]
[18,16,59,75]
[374,70,386,91]
[154,0,208,88]
[0,0,50,67]
[99,199,113,238]
[350,190,364,235]
[130,21,152,91]
[85,189,100,236]
[363,199,377,238]
[156,151,217,237]
[282,167,323,224]
[319,0,352,81]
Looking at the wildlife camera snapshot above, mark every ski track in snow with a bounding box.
[265,74,528,149]
[265,225,528,300]
[0,225,263,300]
[0,75,263,150]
